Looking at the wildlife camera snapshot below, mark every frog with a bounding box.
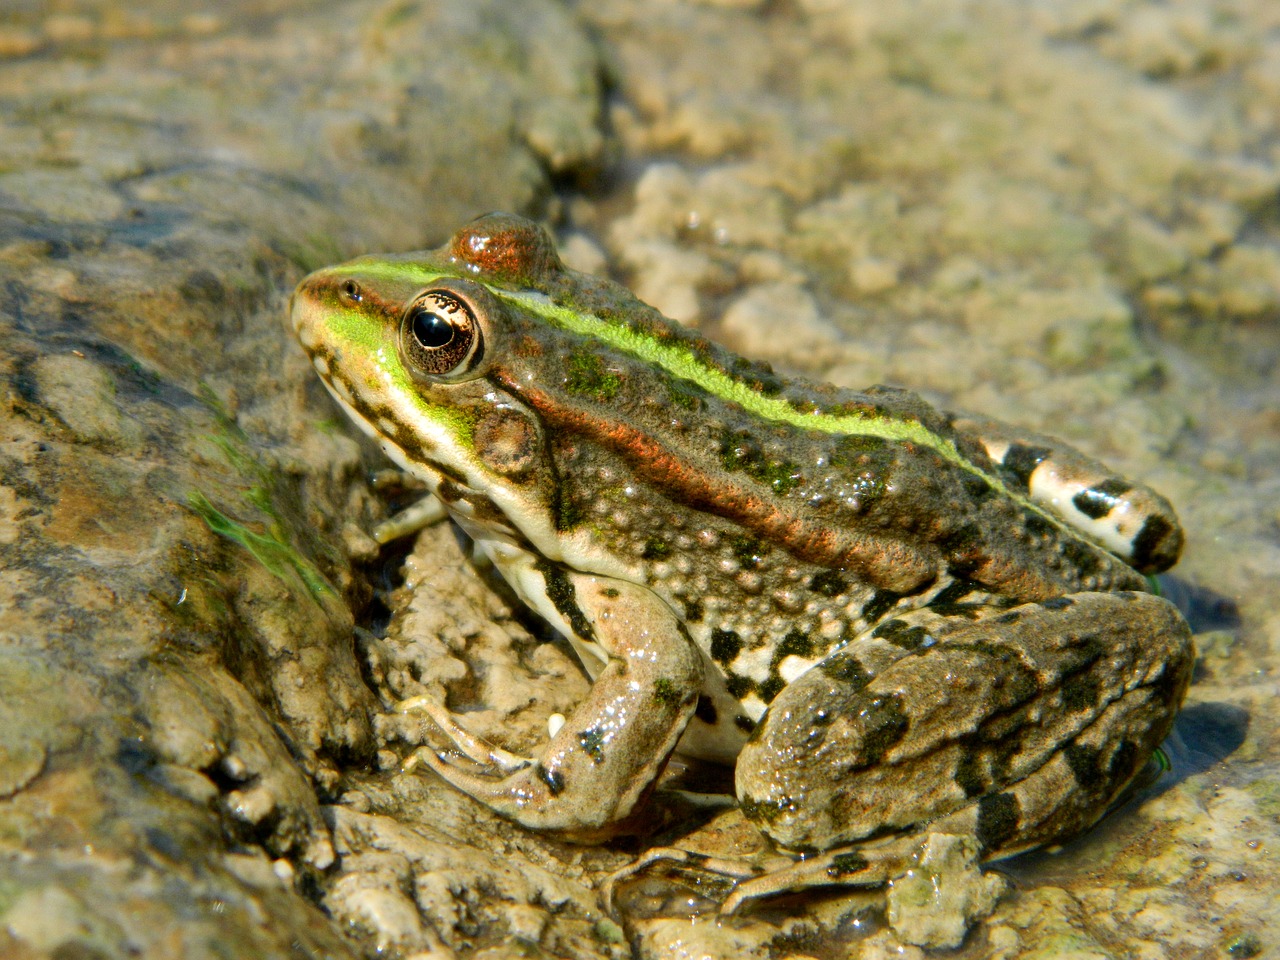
[290,212,1194,909]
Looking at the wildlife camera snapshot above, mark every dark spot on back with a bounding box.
[858,693,909,765]
[1002,444,1051,490]
[1072,487,1118,520]
[730,534,766,570]
[955,749,989,798]
[1064,742,1103,792]
[809,570,848,597]
[578,727,606,765]
[536,764,565,796]
[976,791,1020,852]
[1130,513,1179,572]
[536,559,596,642]
[947,639,1040,703]
[738,792,789,826]
[929,601,985,618]
[938,521,982,556]
[1061,669,1101,713]
[564,352,622,402]
[652,677,681,706]
[695,695,718,725]
[960,470,998,501]
[1041,595,1074,610]
[931,579,978,605]
[861,589,902,623]
[180,269,226,305]
[872,619,930,649]
[819,650,872,687]
[642,537,671,560]
[710,628,743,666]
[683,598,704,623]
[1024,512,1055,538]
[1059,536,1106,577]
[759,675,786,704]
[826,851,870,879]
[984,730,1024,786]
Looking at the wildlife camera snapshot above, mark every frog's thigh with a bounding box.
[736,592,1193,853]
[422,570,702,839]
[948,411,1183,573]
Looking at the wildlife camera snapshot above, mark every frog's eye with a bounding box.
[400,288,483,378]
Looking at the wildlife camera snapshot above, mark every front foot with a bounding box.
[399,694,644,837]
[371,492,448,544]
[398,693,640,837]
[398,694,530,775]
[396,570,704,839]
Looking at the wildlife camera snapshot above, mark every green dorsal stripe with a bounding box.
[503,291,942,445]
[333,262,956,447]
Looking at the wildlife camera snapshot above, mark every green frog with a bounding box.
[290,213,1193,907]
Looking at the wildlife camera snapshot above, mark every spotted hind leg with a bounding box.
[735,591,1193,856]
[947,412,1183,573]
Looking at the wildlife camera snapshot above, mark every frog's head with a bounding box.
[289,214,586,556]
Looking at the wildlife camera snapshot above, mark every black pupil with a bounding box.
[411,308,455,349]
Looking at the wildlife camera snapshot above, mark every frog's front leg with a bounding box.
[408,569,703,840]
[948,412,1183,573]
[371,493,448,544]
[736,591,1193,857]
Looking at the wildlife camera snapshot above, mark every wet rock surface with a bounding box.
[2,0,1278,958]
[0,0,606,956]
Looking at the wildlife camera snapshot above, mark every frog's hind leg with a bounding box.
[600,845,794,917]
[920,618,1190,861]
[735,591,1193,858]
[717,834,913,915]
[947,412,1183,573]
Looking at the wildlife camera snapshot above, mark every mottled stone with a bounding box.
[0,0,606,957]
[885,834,1007,949]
